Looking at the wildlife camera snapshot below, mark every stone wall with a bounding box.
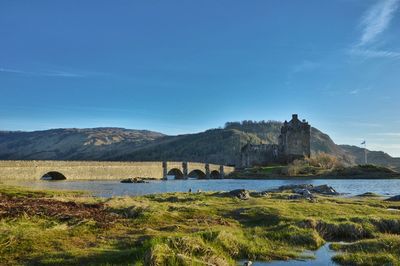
[0,160,235,181]
[240,144,280,168]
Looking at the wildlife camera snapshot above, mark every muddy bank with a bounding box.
[0,193,117,226]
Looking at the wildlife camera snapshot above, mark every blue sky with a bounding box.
[1,0,400,156]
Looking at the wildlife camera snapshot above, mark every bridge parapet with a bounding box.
[0,160,235,181]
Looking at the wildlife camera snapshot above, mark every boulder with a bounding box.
[288,194,304,200]
[356,192,381,197]
[121,178,134,183]
[294,188,314,198]
[273,184,337,194]
[312,185,338,195]
[288,194,313,201]
[250,191,269,197]
[120,177,148,184]
[267,184,339,196]
[229,189,250,200]
[277,184,313,191]
[289,188,314,200]
[385,195,400,202]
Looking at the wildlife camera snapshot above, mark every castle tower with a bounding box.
[279,114,311,162]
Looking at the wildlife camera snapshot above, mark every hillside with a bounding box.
[0,128,165,160]
[108,121,352,165]
[0,122,399,170]
[111,128,262,165]
[340,145,400,171]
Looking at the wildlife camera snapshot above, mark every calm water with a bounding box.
[5,178,400,197]
[238,243,338,266]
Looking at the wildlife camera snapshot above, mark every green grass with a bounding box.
[0,183,85,198]
[258,165,286,174]
[331,235,400,265]
[232,165,400,179]
[1,185,400,265]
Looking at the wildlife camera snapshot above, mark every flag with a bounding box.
[361,140,366,145]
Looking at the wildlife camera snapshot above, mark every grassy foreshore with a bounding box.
[1,185,400,265]
[230,164,400,179]
[231,153,400,180]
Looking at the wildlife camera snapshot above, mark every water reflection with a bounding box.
[238,243,338,265]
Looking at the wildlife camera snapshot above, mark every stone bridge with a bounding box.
[0,161,235,181]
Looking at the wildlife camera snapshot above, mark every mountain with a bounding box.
[114,121,354,166]
[110,128,259,165]
[0,128,165,160]
[340,145,400,171]
[0,122,399,171]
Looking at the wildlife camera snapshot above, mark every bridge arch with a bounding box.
[188,169,206,179]
[167,168,184,179]
[41,171,67,180]
[210,170,221,179]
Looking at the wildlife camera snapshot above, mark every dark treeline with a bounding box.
[224,120,282,130]
[224,120,283,145]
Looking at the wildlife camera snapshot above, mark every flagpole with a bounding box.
[364,141,367,165]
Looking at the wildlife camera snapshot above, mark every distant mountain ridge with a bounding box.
[0,128,165,161]
[339,145,400,170]
[0,122,399,171]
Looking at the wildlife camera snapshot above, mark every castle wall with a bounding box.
[284,130,310,157]
[279,114,311,162]
[240,144,279,168]
[240,114,311,167]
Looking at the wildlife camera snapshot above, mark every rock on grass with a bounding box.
[385,195,400,201]
[228,189,250,200]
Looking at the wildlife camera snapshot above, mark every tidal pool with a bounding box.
[238,243,338,265]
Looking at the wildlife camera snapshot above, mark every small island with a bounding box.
[232,115,400,180]
[231,161,400,179]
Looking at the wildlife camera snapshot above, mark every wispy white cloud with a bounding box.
[368,143,400,150]
[349,89,360,95]
[0,68,28,75]
[350,48,400,59]
[43,70,84,78]
[348,86,373,95]
[370,132,400,136]
[0,67,104,78]
[0,67,84,77]
[358,0,399,46]
[345,121,382,128]
[320,86,371,96]
[286,60,320,90]
[350,0,400,60]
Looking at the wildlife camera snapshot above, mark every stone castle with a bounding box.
[240,114,311,167]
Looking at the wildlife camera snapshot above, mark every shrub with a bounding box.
[286,160,308,176]
[307,152,342,169]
